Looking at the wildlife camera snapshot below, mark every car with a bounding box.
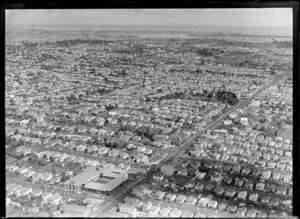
[236,207,247,217]
[246,209,257,217]
[226,204,237,214]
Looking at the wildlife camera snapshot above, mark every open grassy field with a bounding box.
[278,125,293,140]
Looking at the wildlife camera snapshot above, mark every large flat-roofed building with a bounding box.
[63,167,128,195]
[63,167,99,192]
[84,168,128,195]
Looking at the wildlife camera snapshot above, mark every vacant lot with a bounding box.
[278,125,293,140]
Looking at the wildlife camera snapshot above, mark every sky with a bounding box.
[6,9,292,28]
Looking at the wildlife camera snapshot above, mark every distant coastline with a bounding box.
[6,25,292,38]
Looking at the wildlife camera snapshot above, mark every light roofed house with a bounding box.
[119,203,137,216]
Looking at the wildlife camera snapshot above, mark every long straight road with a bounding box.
[97,74,288,216]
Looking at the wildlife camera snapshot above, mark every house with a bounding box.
[98,147,109,155]
[272,171,281,180]
[153,173,164,181]
[124,196,140,207]
[31,188,44,197]
[234,178,244,187]
[41,173,53,181]
[237,191,247,200]
[249,193,259,202]
[261,195,271,204]
[142,201,153,212]
[276,186,287,196]
[185,196,197,205]
[147,205,160,217]
[159,207,171,217]
[48,193,62,206]
[18,167,29,175]
[175,194,187,204]
[207,200,218,209]
[132,186,144,198]
[119,203,137,216]
[153,190,166,200]
[76,145,87,152]
[246,209,257,217]
[225,188,236,197]
[144,148,153,155]
[41,192,52,203]
[20,187,33,196]
[165,193,176,202]
[32,172,44,182]
[137,146,146,153]
[198,197,209,207]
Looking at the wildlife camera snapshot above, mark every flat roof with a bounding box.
[84,175,128,192]
[64,169,99,187]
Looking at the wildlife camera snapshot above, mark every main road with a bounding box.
[96,73,287,216]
